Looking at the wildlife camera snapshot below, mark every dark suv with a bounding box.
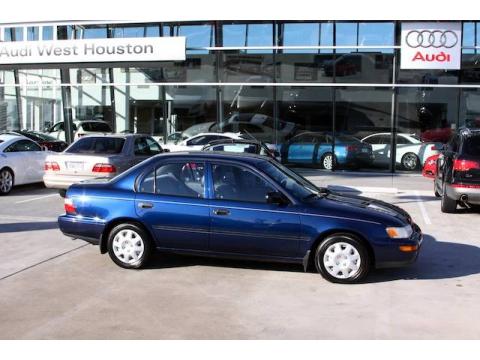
[434,128,480,213]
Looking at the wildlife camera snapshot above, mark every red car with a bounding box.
[422,154,440,179]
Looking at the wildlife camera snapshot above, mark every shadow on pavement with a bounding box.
[145,234,480,282]
[0,222,59,233]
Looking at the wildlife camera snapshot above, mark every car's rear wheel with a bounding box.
[401,152,419,171]
[107,223,152,269]
[0,168,14,195]
[441,183,457,213]
[314,234,370,284]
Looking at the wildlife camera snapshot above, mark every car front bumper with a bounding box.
[375,223,423,269]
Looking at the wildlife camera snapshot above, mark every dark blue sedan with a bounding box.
[58,152,422,283]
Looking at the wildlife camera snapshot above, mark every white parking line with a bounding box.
[15,194,59,204]
[414,190,432,225]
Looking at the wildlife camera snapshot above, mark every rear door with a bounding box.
[5,139,45,183]
[135,160,209,251]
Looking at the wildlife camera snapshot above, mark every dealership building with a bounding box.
[0,20,479,172]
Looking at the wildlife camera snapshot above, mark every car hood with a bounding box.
[307,191,412,226]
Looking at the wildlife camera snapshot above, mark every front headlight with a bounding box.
[386,225,413,239]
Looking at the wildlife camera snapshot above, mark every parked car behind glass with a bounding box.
[44,134,165,195]
[46,120,113,141]
[281,132,374,170]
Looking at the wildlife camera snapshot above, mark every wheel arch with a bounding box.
[100,217,155,254]
[306,229,375,271]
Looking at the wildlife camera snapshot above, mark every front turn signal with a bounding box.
[399,245,418,252]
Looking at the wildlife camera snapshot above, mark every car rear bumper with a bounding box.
[44,174,114,189]
[446,184,480,205]
[58,214,106,245]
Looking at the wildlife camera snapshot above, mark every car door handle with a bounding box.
[138,202,153,209]
[213,208,230,216]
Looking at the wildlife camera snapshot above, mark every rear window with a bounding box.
[80,122,112,132]
[463,136,480,156]
[66,137,125,154]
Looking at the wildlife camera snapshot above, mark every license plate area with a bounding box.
[66,161,84,171]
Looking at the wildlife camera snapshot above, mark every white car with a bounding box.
[45,120,113,141]
[0,134,51,195]
[164,132,243,152]
[361,133,441,171]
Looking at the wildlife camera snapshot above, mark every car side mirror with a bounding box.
[433,144,445,151]
[266,191,288,206]
[163,148,170,153]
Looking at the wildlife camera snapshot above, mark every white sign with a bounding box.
[0,37,186,64]
[400,22,462,70]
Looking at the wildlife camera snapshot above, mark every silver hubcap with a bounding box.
[0,170,13,193]
[403,154,417,170]
[112,230,145,265]
[323,242,361,279]
[323,155,333,170]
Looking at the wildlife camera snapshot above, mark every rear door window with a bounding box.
[5,139,41,152]
[134,137,162,156]
[138,162,205,198]
[66,137,125,154]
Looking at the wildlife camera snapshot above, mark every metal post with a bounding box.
[10,28,22,130]
[107,26,117,132]
[57,26,74,144]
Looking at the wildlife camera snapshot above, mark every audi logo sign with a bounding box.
[401,22,462,70]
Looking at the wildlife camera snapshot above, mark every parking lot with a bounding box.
[0,172,479,339]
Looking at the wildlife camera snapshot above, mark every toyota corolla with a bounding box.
[58,152,422,283]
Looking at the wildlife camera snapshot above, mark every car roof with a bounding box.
[189,132,240,138]
[77,133,154,139]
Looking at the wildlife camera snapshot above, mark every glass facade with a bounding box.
[1,20,480,173]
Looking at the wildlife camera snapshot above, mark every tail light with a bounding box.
[44,161,60,171]
[64,197,76,214]
[453,159,480,172]
[92,163,117,173]
[346,145,359,152]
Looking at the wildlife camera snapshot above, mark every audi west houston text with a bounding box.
[58,152,422,284]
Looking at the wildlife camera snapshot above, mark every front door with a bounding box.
[208,162,301,258]
[135,161,209,251]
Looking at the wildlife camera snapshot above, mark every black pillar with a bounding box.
[57,26,74,144]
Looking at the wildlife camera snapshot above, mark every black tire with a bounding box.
[321,152,335,170]
[314,233,370,284]
[441,183,457,213]
[107,223,152,269]
[434,181,441,198]
[0,168,14,195]
[401,152,419,171]
[58,189,67,198]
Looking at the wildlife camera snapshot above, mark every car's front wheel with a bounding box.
[0,168,14,195]
[107,223,152,269]
[314,234,370,284]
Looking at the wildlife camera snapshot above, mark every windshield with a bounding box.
[80,122,112,132]
[26,132,58,142]
[258,161,325,200]
[66,137,125,154]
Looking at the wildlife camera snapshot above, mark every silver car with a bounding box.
[44,134,166,195]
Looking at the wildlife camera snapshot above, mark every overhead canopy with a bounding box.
[0,0,473,25]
